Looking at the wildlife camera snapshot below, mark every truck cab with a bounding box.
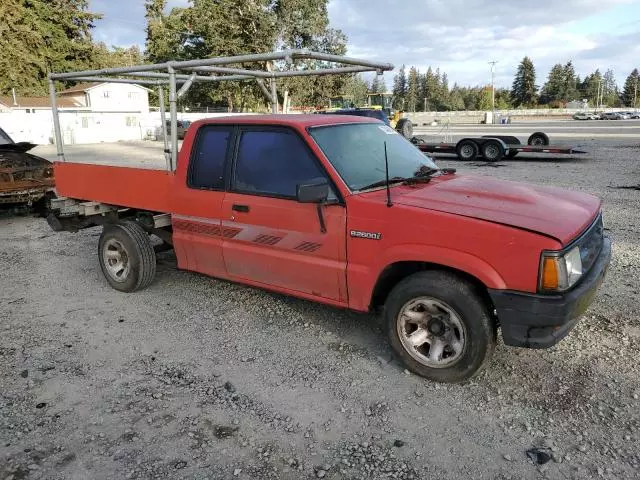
[49,114,611,383]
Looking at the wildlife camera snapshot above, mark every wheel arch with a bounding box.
[369,260,499,314]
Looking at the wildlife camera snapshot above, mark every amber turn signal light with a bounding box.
[541,257,559,290]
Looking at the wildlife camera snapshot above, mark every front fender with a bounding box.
[347,243,507,311]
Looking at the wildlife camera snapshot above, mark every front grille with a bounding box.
[576,214,604,274]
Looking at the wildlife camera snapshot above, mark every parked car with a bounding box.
[620,111,640,119]
[0,126,55,208]
[49,114,612,383]
[599,112,624,120]
[572,112,599,120]
[165,119,192,139]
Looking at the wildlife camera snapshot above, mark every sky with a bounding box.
[90,0,640,89]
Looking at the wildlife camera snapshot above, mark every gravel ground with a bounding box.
[1,136,639,480]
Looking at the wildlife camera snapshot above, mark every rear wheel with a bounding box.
[384,271,497,383]
[455,139,479,161]
[481,139,504,162]
[527,132,549,146]
[396,118,414,139]
[98,221,156,292]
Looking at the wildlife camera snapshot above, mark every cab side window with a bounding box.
[233,129,328,198]
[188,126,232,190]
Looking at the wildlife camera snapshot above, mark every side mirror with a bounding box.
[296,180,329,204]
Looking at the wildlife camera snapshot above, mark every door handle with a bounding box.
[232,204,250,213]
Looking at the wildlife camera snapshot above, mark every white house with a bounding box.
[58,82,151,113]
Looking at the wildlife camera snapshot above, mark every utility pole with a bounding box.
[489,61,498,123]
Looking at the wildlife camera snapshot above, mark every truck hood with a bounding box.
[393,175,601,244]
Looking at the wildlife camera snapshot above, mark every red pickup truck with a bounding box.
[48,114,611,383]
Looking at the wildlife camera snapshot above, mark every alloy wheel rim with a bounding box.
[397,297,467,368]
[103,239,130,282]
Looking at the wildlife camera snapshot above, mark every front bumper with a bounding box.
[489,237,612,349]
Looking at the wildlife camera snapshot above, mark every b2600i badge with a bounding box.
[350,230,382,240]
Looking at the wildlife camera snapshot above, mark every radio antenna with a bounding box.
[384,141,393,207]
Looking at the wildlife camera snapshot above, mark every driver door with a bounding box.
[221,127,348,302]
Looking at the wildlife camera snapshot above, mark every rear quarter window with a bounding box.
[188,126,233,190]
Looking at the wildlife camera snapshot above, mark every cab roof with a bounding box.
[192,114,380,129]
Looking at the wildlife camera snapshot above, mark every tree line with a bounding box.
[388,65,510,112]
[510,57,639,109]
[0,0,144,96]
[389,57,640,112]
[2,1,638,112]
[1,0,353,110]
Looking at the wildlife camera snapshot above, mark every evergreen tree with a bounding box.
[437,72,450,110]
[602,69,619,107]
[392,65,407,110]
[540,64,565,104]
[622,69,640,107]
[448,84,465,110]
[423,67,438,111]
[562,61,578,102]
[510,56,537,106]
[406,66,419,112]
[370,74,386,94]
[581,70,602,107]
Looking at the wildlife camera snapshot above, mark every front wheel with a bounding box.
[396,118,414,139]
[456,139,479,161]
[98,222,157,292]
[384,271,497,383]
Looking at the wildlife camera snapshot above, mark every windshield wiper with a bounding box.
[358,176,407,191]
[402,166,458,185]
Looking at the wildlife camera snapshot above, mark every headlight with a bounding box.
[540,246,583,292]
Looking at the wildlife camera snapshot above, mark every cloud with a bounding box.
[89,0,639,87]
[327,0,638,86]
[90,0,190,47]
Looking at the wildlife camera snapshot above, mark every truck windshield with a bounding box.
[308,123,438,192]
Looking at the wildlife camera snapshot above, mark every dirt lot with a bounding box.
[1,135,639,480]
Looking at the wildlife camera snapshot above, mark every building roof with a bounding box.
[58,82,101,94]
[59,82,152,94]
[0,95,83,109]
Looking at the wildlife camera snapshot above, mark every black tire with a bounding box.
[480,139,504,162]
[482,135,520,145]
[98,221,156,292]
[455,139,479,161]
[396,118,413,139]
[507,150,519,158]
[384,271,497,383]
[527,132,549,146]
